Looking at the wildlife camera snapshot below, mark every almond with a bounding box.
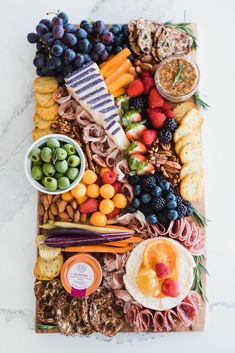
[71,199,78,210]
[50,203,58,215]
[58,200,67,213]
[59,212,70,221]
[53,194,61,202]
[74,210,80,222]
[42,196,49,210]
[141,54,153,63]
[67,205,75,219]
[141,63,153,71]
[135,65,142,74]
[47,194,53,204]
[134,59,141,66]
[48,210,55,221]
[39,203,44,216]
[128,66,137,76]
[43,210,49,224]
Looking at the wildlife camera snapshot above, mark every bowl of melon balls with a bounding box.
[24,134,85,194]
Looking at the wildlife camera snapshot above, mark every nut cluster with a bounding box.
[148,139,181,187]
[51,117,82,142]
[39,193,80,224]
[131,54,158,75]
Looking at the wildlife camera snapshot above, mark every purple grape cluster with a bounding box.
[27,12,129,83]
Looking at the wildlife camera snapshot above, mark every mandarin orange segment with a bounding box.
[143,240,178,274]
[137,268,161,297]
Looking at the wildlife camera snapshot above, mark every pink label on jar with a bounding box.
[67,262,94,292]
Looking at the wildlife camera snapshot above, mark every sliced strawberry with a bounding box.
[128,153,147,173]
[126,121,147,140]
[164,109,175,118]
[106,207,121,219]
[127,140,147,154]
[148,110,166,129]
[148,88,164,108]
[122,109,142,127]
[142,129,157,146]
[137,162,155,176]
[162,102,172,111]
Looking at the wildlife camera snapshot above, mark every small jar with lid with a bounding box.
[154,55,200,102]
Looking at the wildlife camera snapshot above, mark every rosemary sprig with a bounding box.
[192,255,209,302]
[164,21,198,49]
[193,90,210,110]
[172,63,184,86]
[37,324,58,330]
[193,207,209,228]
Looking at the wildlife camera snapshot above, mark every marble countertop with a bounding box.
[0,0,235,351]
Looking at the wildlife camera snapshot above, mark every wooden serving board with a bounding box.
[35,23,206,335]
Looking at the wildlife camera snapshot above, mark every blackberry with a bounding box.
[175,195,183,206]
[177,204,187,218]
[129,95,147,111]
[139,205,152,217]
[183,201,194,216]
[154,171,165,184]
[141,175,157,191]
[128,174,140,186]
[157,211,169,225]
[158,129,172,143]
[151,196,166,211]
[163,118,178,132]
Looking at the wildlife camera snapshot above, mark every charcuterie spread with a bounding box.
[25,11,208,336]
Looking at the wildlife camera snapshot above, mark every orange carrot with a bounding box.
[103,241,130,247]
[105,59,132,85]
[103,61,121,78]
[100,48,131,75]
[103,237,142,247]
[99,55,114,68]
[112,88,126,97]
[63,245,132,253]
[107,73,134,93]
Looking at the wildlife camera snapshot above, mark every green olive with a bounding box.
[55,160,68,174]
[55,147,67,161]
[31,166,43,180]
[67,155,80,167]
[66,167,79,181]
[47,138,60,149]
[44,177,57,191]
[58,176,70,190]
[63,143,76,156]
[42,163,56,177]
[40,147,52,162]
[29,148,41,163]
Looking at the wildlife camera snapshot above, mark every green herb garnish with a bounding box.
[37,324,58,330]
[192,255,209,302]
[164,21,198,49]
[193,90,210,110]
[172,63,184,86]
[193,207,209,228]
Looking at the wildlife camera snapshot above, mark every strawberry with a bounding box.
[79,199,99,214]
[143,77,154,94]
[141,72,151,79]
[106,207,121,220]
[148,88,164,108]
[126,121,147,140]
[142,129,157,146]
[155,263,170,279]
[164,109,175,118]
[127,79,144,97]
[128,153,147,173]
[162,102,172,111]
[113,181,122,193]
[162,279,180,297]
[122,109,142,127]
[148,110,166,129]
[137,162,155,176]
[102,170,117,184]
[127,141,147,154]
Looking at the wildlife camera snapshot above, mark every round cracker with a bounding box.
[37,254,63,279]
[33,76,58,93]
[32,127,53,141]
[36,104,58,121]
[174,125,194,143]
[35,91,55,107]
[180,143,202,164]
[180,173,204,202]
[34,262,51,281]
[175,132,200,155]
[180,161,203,180]
[181,108,204,129]
[33,114,56,130]
[173,101,197,123]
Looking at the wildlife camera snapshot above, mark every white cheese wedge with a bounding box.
[123,237,195,311]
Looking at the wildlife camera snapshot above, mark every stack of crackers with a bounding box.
[173,102,204,202]
[32,76,59,141]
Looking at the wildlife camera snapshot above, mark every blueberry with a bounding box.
[166,193,176,202]
[141,193,152,204]
[133,184,141,196]
[160,180,171,191]
[125,205,136,213]
[146,213,158,224]
[152,186,162,197]
[168,210,178,221]
[167,200,177,210]
[131,197,141,209]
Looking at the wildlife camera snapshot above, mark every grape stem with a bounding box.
[46,10,60,16]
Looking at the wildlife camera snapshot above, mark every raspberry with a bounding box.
[106,207,121,219]
[102,170,117,184]
[162,102,172,111]
[162,278,180,297]
[155,263,170,279]
[113,181,122,193]
[79,199,99,213]
[127,79,144,97]
[141,72,151,79]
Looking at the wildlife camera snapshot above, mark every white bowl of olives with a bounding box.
[24,134,85,194]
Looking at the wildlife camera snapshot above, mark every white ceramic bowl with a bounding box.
[24,134,85,195]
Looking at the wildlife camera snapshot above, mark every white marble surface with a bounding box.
[0,0,235,351]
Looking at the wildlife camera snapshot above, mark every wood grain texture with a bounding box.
[35,23,206,335]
